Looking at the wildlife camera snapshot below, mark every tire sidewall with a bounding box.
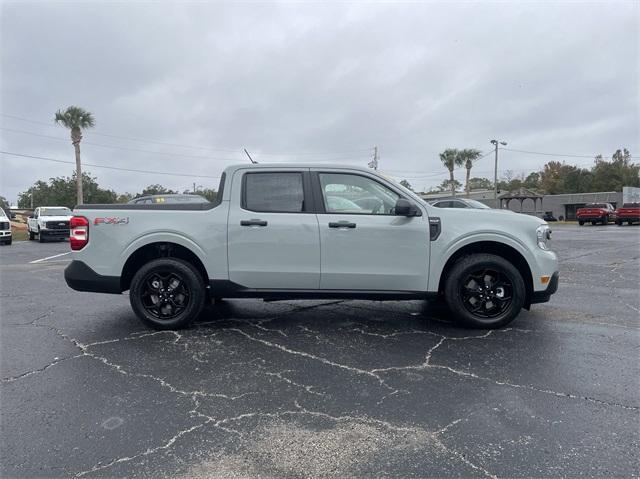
[129,258,205,330]
[445,254,526,329]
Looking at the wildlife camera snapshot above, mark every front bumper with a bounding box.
[41,228,70,237]
[531,271,559,304]
[64,260,122,294]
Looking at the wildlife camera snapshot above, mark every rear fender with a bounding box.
[119,232,210,276]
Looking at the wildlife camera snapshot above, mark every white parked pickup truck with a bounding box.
[0,208,12,245]
[64,164,558,329]
[27,206,73,242]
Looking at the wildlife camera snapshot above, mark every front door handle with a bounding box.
[329,221,356,229]
[241,219,268,227]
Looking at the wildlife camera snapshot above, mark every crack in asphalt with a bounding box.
[4,301,638,478]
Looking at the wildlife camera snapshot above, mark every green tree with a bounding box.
[54,106,96,206]
[457,149,482,197]
[523,172,541,190]
[437,179,462,193]
[439,149,462,197]
[467,177,493,190]
[139,185,178,197]
[116,193,134,203]
[18,173,116,208]
[399,179,413,191]
[591,149,639,191]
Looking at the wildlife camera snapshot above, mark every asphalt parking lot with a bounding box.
[1,226,639,479]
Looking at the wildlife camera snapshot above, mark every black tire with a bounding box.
[28,229,35,240]
[129,258,205,330]
[629,220,633,225]
[602,216,608,225]
[444,254,526,329]
[591,221,597,225]
[38,229,45,243]
[6,238,11,245]
[616,220,622,226]
[578,220,584,226]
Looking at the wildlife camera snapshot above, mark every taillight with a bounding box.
[70,216,89,250]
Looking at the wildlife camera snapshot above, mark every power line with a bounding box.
[0,150,222,179]
[502,147,634,159]
[1,113,240,153]
[0,127,243,161]
[0,113,374,157]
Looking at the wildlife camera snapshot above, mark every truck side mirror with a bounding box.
[394,198,420,217]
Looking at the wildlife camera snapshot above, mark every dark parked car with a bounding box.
[543,211,558,222]
[128,194,209,205]
[430,198,491,209]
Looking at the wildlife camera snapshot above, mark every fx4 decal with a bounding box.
[94,217,130,225]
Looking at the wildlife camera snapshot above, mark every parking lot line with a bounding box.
[29,251,71,264]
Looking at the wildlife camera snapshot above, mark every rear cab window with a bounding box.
[242,172,306,213]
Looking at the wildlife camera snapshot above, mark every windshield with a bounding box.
[40,207,72,216]
[464,199,491,209]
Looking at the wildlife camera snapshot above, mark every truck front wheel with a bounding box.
[444,254,526,329]
[129,258,206,330]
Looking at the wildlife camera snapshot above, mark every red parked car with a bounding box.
[576,203,615,225]
[614,203,640,226]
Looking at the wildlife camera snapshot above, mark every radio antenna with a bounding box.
[244,148,257,164]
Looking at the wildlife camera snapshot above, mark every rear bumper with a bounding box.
[531,271,559,304]
[64,260,122,294]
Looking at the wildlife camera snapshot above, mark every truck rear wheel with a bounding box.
[129,258,206,330]
[28,229,35,240]
[444,254,525,329]
[578,220,584,226]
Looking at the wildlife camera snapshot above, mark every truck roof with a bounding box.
[222,163,374,174]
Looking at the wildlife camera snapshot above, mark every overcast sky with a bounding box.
[1,1,638,203]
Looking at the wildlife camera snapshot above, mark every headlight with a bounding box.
[536,225,552,250]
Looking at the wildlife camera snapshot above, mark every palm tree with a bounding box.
[439,148,461,197]
[458,149,482,197]
[54,106,95,205]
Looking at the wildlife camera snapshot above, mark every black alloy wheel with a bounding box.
[130,258,205,329]
[444,253,525,328]
[141,271,190,320]
[460,269,513,319]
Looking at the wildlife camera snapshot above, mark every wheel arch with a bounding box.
[437,240,534,309]
[120,242,209,292]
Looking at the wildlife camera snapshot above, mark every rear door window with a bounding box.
[243,172,305,213]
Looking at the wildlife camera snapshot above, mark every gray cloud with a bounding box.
[1,1,638,202]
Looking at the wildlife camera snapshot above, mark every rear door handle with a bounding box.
[241,219,268,227]
[329,221,356,229]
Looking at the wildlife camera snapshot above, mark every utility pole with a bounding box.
[193,182,197,194]
[490,139,507,208]
[368,146,378,170]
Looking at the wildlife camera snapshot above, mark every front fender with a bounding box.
[428,231,536,292]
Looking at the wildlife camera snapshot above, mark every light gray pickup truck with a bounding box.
[64,163,558,329]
